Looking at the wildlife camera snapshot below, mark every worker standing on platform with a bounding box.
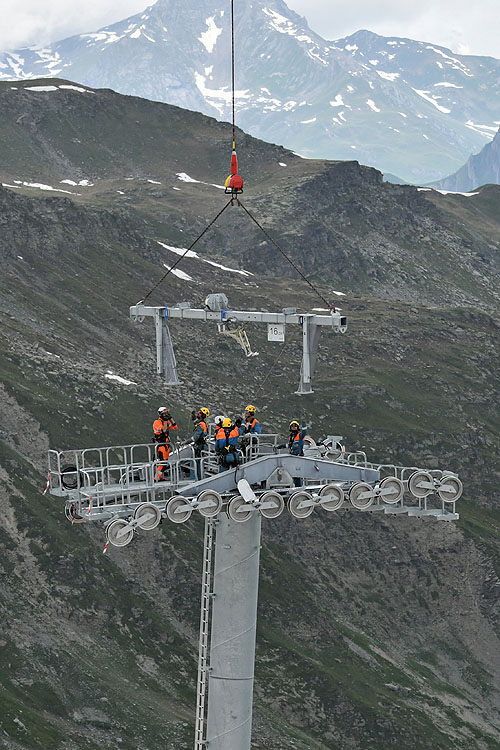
[278,419,307,487]
[191,407,210,479]
[215,418,240,472]
[153,407,178,481]
[243,404,262,435]
[240,404,261,458]
[287,420,307,456]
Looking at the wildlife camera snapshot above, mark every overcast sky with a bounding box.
[0,0,498,59]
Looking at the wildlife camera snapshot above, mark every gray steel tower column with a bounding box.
[206,512,262,750]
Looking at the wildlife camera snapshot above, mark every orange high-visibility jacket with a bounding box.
[153,418,178,442]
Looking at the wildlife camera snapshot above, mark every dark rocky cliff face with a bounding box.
[0,85,499,749]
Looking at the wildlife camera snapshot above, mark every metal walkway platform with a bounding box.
[46,435,462,544]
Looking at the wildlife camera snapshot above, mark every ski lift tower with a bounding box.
[46,295,464,750]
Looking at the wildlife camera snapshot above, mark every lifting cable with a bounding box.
[254,341,289,399]
[140,199,233,303]
[231,0,236,150]
[140,0,335,314]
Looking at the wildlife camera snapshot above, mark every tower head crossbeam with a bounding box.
[130,298,347,394]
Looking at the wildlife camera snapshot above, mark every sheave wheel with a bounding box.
[259,491,284,519]
[349,482,374,510]
[319,484,344,512]
[379,476,404,504]
[134,503,162,530]
[288,491,314,519]
[166,496,192,524]
[197,490,223,518]
[408,470,433,499]
[438,475,463,503]
[106,519,134,547]
[64,503,85,524]
[227,496,253,523]
[61,465,80,490]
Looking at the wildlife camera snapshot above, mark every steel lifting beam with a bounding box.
[130,302,347,392]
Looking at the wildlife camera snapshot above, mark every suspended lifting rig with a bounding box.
[46,425,463,750]
[130,292,347,395]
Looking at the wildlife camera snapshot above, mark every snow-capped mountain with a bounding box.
[1,0,499,182]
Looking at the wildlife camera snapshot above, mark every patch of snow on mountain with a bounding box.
[279,162,287,167]
[412,89,451,114]
[262,7,329,65]
[158,241,198,258]
[176,173,200,183]
[10,181,78,194]
[203,259,252,276]
[330,95,344,107]
[199,16,223,53]
[194,72,251,116]
[105,371,136,385]
[25,85,58,92]
[6,53,25,77]
[345,44,358,52]
[81,31,123,45]
[465,120,497,138]
[59,85,93,93]
[420,187,479,197]
[162,263,193,282]
[377,71,399,82]
[366,99,380,113]
[147,179,162,184]
[130,29,142,39]
[399,112,407,118]
[369,59,379,66]
[434,82,463,88]
[436,189,479,197]
[158,241,252,276]
[60,179,93,186]
[425,46,473,77]
[300,117,317,124]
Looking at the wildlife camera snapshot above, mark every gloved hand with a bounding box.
[191,409,197,421]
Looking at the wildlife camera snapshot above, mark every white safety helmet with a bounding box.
[158,406,168,416]
[214,415,225,426]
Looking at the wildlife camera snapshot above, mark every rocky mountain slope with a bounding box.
[432,127,500,192]
[1,79,500,312]
[1,0,500,183]
[0,84,500,749]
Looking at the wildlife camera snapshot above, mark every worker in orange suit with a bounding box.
[153,406,178,481]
